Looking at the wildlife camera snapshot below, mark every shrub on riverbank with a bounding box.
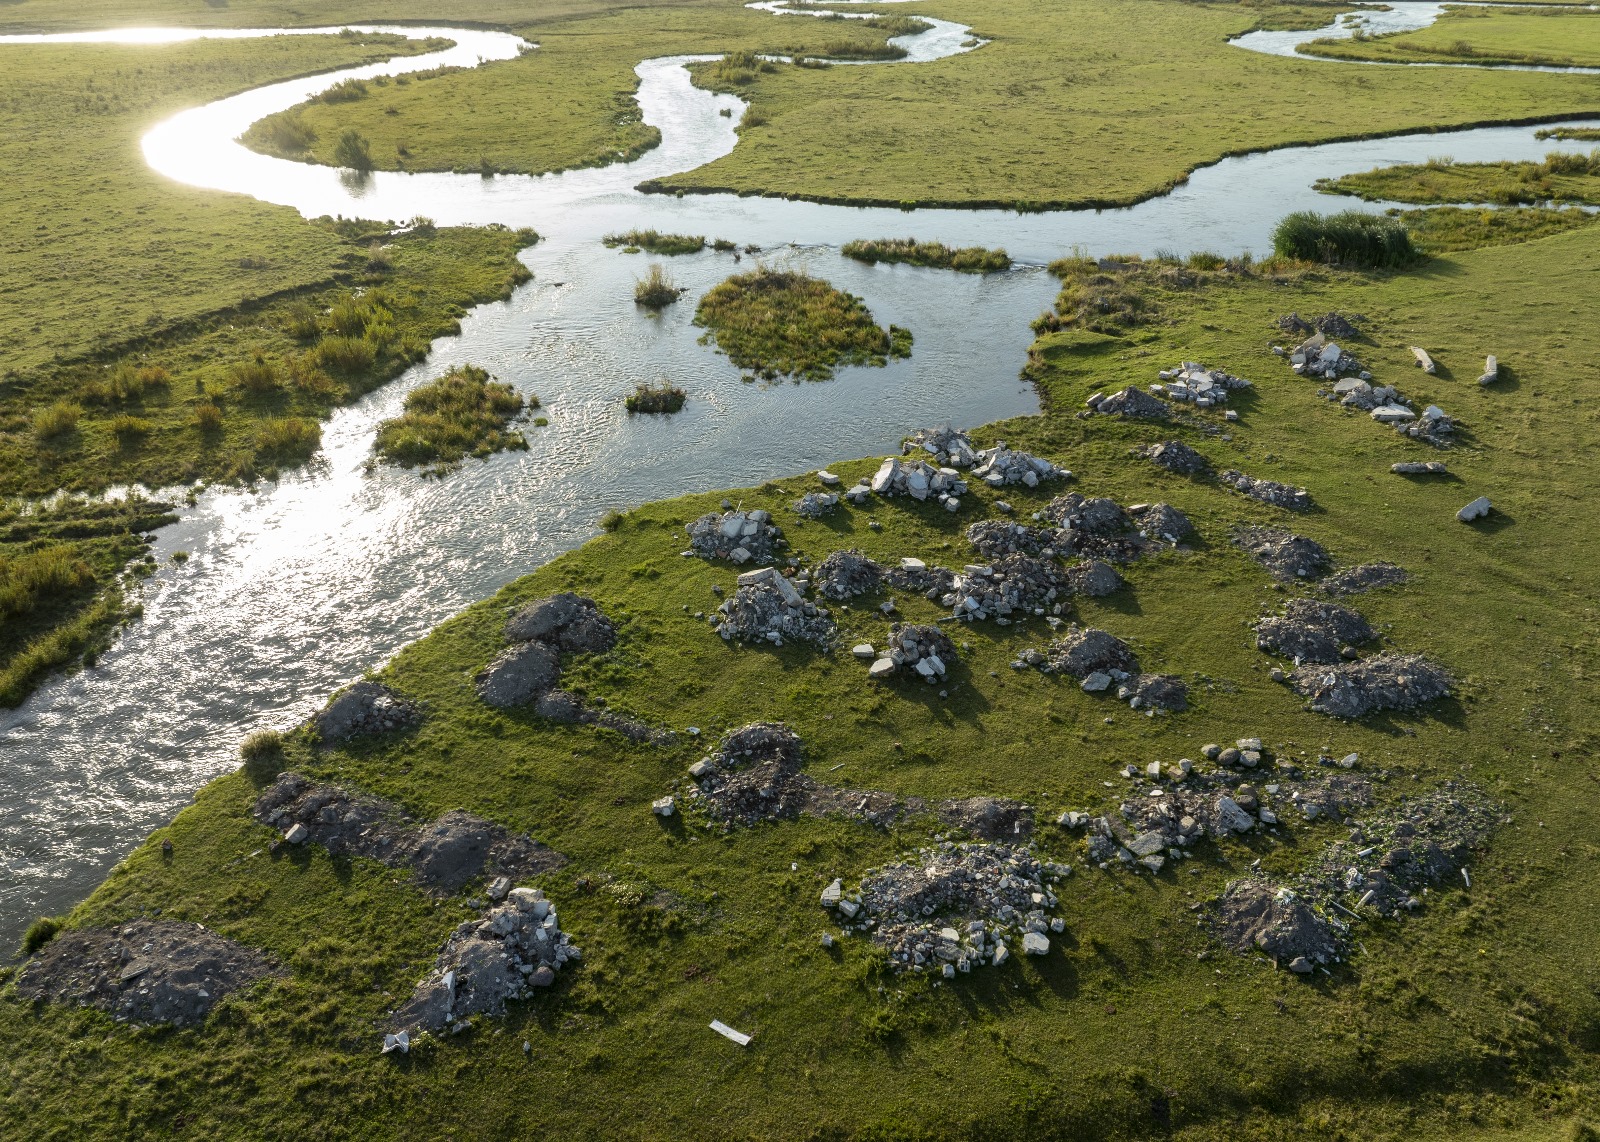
[605,229,705,255]
[624,382,687,413]
[634,265,683,309]
[333,129,373,171]
[693,267,905,381]
[1272,210,1419,268]
[374,364,530,470]
[842,237,1012,273]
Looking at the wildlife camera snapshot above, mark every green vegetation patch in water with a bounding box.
[1320,152,1600,207]
[842,237,1012,273]
[624,382,687,414]
[603,229,706,255]
[374,364,531,470]
[693,267,907,381]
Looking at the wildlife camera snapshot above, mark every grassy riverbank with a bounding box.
[1319,153,1600,206]
[4,222,1600,1139]
[1300,4,1600,69]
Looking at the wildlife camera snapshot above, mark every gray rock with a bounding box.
[1457,496,1491,523]
[1214,796,1255,833]
[1022,932,1050,956]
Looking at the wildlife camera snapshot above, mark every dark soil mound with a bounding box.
[1065,558,1126,597]
[1256,599,1376,664]
[813,549,884,601]
[1320,562,1408,596]
[1234,525,1333,581]
[1043,624,1139,678]
[314,680,420,743]
[1139,440,1211,476]
[504,592,616,654]
[475,641,561,709]
[1121,672,1189,712]
[695,722,812,826]
[936,797,1033,840]
[1213,879,1338,969]
[1292,653,1451,718]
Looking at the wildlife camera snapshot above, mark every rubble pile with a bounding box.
[793,491,840,519]
[970,442,1068,488]
[254,773,566,894]
[1129,502,1193,544]
[903,424,978,468]
[504,592,617,654]
[711,566,836,647]
[687,509,783,564]
[1117,672,1189,713]
[313,680,420,743]
[14,919,281,1028]
[1139,439,1212,476]
[1040,493,1145,562]
[1278,312,1363,339]
[1328,378,1402,412]
[1065,558,1125,597]
[391,886,577,1041]
[1087,385,1170,419]
[1213,880,1340,971]
[822,842,1066,972]
[1320,562,1408,596]
[1394,404,1456,447]
[1153,361,1254,408]
[1292,653,1452,718]
[942,555,1070,622]
[1234,526,1333,581]
[1221,470,1315,512]
[812,548,884,601]
[476,641,560,709]
[1282,332,1367,380]
[1017,624,1138,682]
[937,797,1034,841]
[965,518,1066,560]
[690,722,811,825]
[867,456,968,510]
[882,557,957,600]
[868,623,958,683]
[1255,599,1376,664]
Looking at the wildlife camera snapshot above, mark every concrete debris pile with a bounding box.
[1281,332,1367,380]
[903,424,978,468]
[1292,653,1452,719]
[965,518,1067,560]
[822,842,1066,972]
[1153,361,1253,408]
[1395,404,1455,447]
[254,772,566,895]
[1040,493,1145,562]
[1065,558,1125,597]
[687,509,783,564]
[1213,880,1340,973]
[867,456,968,510]
[793,491,840,519]
[1320,562,1408,596]
[1128,502,1194,544]
[391,886,577,1041]
[15,919,281,1028]
[1234,525,1333,581]
[1255,599,1376,664]
[970,442,1069,488]
[1086,385,1170,419]
[882,557,957,600]
[1277,312,1363,339]
[942,555,1069,623]
[812,548,884,601]
[1326,377,1400,412]
[313,680,420,743]
[1221,470,1315,512]
[1117,672,1189,713]
[937,797,1034,841]
[867,623,958,683]
[1018,623,1138,680]
[1392,461,1447,475]
[1138,439,1212,476]
[690,722,811,826]
[712,566,835,647]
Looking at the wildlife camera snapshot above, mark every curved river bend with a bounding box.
[1,4,1596,939]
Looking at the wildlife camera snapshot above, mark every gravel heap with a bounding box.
[1213,880,1340,971]
[1065,558,1126,596]
[1153,361,1253,408]
[1291,653,1452,718]
[1117,673,1189,713]
[866,622,958,683]
[313,680,420,743]
[903,424,978,468]
[970,442,1068,488]
[823,842,1066,972]
[476,642,560,709]
[711,566,836,647]
[1320,562,1408,596]
[1087,386,1170,419]
[687,509,783,564]
[391,886,577,1042]
[1139,439,1212,476]
[1234,525,1333,581]
[15,919,281,1028]
[1018,624,1138,679]
[1040,493,1146,562]
[254,773,567,895]
[691,722,810,825]
[793,491,840,519]
[1129,502,1193,544]
[965,518,1067,560]
[1221,470,1315,512]
[812,548,884,600]
[943,555,1070,622]
[866,456,968,509]
[504,592,617,653]
[1284,333,1367,380]
[1255,599,1376,664]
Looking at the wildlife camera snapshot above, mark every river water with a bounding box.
[1,3,1596,940]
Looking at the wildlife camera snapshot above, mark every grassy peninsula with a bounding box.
[1299,4,1600,68]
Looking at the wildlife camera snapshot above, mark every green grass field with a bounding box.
[1301,4,1600,68]
[5,223,1599,1139]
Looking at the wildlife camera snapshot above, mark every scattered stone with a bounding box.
[1287,333,1365,380]
[812,548,884,601]
[392,886,578,1038]
[1478,356,1499,386]
[652,796,676,817]
[1255,599,1377,665]
[1089,386,1170,419]
[1457,496,1491,523]
[475,641,561,709]
[877,623,958,683]
[970,442,1068,487]
[1234,526,1333,581]
[1391,461,1447,475]
[1153,361,1253,408]
[1129,502,1193,544]
[1319,562,1408,596]
[504,593,616,654]
[1291,653,1452,718]
[254,773,566,895]
[15,919,281,1028]
[903,424,978,468]
[313,680,420,743]
[1065,558,1125,597]
[1080,672,1111,692]
[793,492,840,519]
[1022,932,1050,955]
[687,509,782,564]
[712,567,835,647]
[869,456,968,507]
[817,469,842,486]
[851,643,876,660]
[1138,439,1211,476]
[1222,470,1315,512]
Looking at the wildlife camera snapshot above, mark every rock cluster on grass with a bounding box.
[866,622,957,683]
[1291,653,1452,718]
[1319,562,1408,596]
[822,842,1067,973]
[965,518,1067,560]
[970,442,1069,488]
[1064,558,1125,596]
[1116,672,1189,713]
[1256,599,1376,664]
[1153,361,1253,408]
[1139,439,1212,476]
[14,919,281,1028]
[903,424,979,468]
[1395,404,1456,446]
[793,491,840,519]
[811,548,883,601]
[863,456,968,510]
[1233,525,1333,581]
[1278,312,1364,339]
[943,555,1069,623]
[390,886,577,1043]
[712,566,836,648]
[1282,332,1367,380]
[686,508,783,564]
[1221,470,1315,512]
[1328,377,1401,412]
[1129,502,1193,544]
[254,772,567,895]
[1018,623,1138,681]
[1086,386,1170,419]
[313,680,420,743]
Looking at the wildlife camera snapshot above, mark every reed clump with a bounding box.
[842,237,1012,273]
[625,382,687,413]
[374,364,530,469]
[634,265,683,309]
[1272,210,1420,268]
[605,229,706,255]
[0,545,94,617]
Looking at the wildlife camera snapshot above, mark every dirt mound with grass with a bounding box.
[1256,599,1377,664]
[1213,880,1339,970]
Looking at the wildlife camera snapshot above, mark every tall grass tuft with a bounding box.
[634,265,683,309]
[604,229,705,255]
[315,78,370,104]
[255,417,322,461]
[374,364,529,468]
[231,354,282,395]
[19,916,62,956]
[625,382,687,413]
[111,414,152,443]
[0,545,94,617]
[32,401,81,441]
[1272,210,1420,268]
[193,401,224,432]
[842,237,1011,273]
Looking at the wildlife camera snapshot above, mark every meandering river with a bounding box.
[1,2,1596,940]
